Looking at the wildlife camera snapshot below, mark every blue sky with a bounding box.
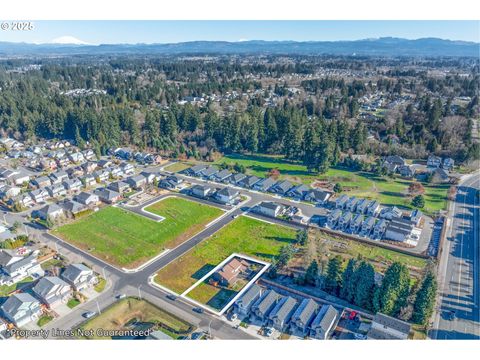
[2,20,479,44]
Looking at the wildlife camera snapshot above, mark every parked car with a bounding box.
[83,311,96,319]
[193,307,204,314]
[166,294,177,301]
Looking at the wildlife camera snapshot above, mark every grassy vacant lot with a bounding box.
[53,197,222,269]
[214,154,448,214]
[79,298,192,339]
[292,229,428,279]
[164,162,193,173]
[155,216,296,294]
[187,282,238,311]
[0,276,33,297]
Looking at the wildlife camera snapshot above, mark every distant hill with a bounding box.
[0,37,478,57]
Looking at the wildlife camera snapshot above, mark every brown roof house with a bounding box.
[211,258,249,287]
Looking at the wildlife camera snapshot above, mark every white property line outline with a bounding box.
[180,252,271,316]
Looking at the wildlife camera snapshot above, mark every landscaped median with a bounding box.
[52,197,223,270]
[154,215,297,294]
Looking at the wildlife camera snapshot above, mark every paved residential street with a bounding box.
[430,171,480,339]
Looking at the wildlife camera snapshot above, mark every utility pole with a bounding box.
[137,284,142,299]
[96,300,101,314]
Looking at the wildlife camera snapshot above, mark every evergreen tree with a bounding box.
[340,259,357,303]
[304,260,319,286]
[373,262,411,316]
[354,261,376,310]
[323,256,343,295]
[411,271,437,325]
[296,229,308,246]
[412,195,425,208]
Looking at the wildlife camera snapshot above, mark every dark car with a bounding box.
[166,294,177,301]
[193,307,204,314]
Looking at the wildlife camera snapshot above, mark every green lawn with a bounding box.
[0,276,34,297]
[215,154,449,215]
[94,277,107,293]
[53,198,223,269]
[37,315,54,327]
[79,298,193,339]
[67,298,81,309]
[155,216,296,294]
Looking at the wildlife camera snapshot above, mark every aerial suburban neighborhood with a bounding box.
[0,17,478,355]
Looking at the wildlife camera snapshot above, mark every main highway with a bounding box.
[430,171,479,339]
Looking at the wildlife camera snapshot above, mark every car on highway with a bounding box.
[193,307,204,314]
[166,294,177,301]
[82,311,96,319]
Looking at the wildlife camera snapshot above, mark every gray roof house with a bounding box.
[251,289,280,322]
[187,164,207,176]
[0,293,42,327]
[31,176,52,188]
[367,313,411,340]
[253,177,277,192]
[254,201,284,218]
[32,204,64,221]
[201,166,219,179]
[213,169,232,182]
[287,184,310,199]
[75,191,99,206]
[214,187,239,204]
[29,188,50,203]
[304,189,331,204]
[271,180,294,195]
[59,199,87,215]
[291,298,319,335]
[32,276,72,308]
[159,175,183,189]
[108,181,131,193]
[49,170,69,184]
[268,296,298,331]
[234,284,263,317]
[62,178,82,193]
[239,175,260,189]
[46,183,67,198]
[309,305,339,340]
[191,184,215,198]
[61,263,97,291]
[229,173,247,185]
[0,250,43,286]
[94,188,122,204]
[126,174,147,189]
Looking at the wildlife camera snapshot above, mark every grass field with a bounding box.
[53,197,223,268]
[213,154,448,215]
[164,162,193,173]
[79,298,193,339]
[155,216,297,294]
